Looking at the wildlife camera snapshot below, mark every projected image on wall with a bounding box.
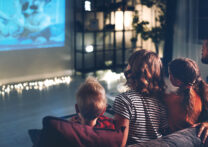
[0,0,65,51]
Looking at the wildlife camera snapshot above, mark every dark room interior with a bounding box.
[0,0,208,146]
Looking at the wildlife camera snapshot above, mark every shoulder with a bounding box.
[116,90,142,101]
[98,115,114,122]
[164,92,182,105]
[164,92,180,98]
[113,90,141,115]
[96,115,115,129]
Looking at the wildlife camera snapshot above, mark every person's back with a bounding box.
[114,89,167,144]
[113,49,168,146]
[166,58,208,133]
[37,77,123,147]
[165,89,202,131]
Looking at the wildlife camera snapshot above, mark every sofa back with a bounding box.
[37,116,123,147]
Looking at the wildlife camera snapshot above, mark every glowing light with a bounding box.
[115,11,123,30]
[0,76,71,96]
[98,70,126,90]
[124,12,132,29]
[85,1,91,11]
[101,70,124,83]
[141,6,152,28]
[85,45,94,53]
[115,11,132,30]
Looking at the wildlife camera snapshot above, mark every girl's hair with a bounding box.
[125,49,165,97]
[169,58,208,117]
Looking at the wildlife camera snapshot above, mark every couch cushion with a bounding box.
[37,116,123,147]
[128,127,205,147]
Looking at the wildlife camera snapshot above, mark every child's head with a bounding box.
[124,49,165,96]
[168,58,200,88]
[168,58,205,117]
[76,77,106,124]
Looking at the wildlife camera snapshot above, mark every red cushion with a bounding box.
[37,116,123,147]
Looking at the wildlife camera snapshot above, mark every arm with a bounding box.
[192,122,208,144]
[192,97,208,144]
[193,109,208,143]
[113,93,132,146]
[114,114,129,147]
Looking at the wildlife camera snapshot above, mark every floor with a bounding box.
[0,69,180,147]
[0,75,120,147]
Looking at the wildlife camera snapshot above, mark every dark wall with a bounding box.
[198,0,208,40]
[163,0,178,75]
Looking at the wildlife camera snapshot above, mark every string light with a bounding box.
[0,76,71,96]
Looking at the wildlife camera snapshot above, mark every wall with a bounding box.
[0,0,74,85]
[172,0,208,80]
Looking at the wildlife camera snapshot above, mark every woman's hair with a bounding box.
[169,58,208,117]
[76,77,106,122]
[125,49,165,97]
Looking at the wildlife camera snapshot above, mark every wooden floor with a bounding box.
[0,76,95,147]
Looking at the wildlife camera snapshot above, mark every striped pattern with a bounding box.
[113,90,168,145]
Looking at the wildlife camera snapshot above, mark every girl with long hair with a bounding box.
[113,49,168,146]
[167,58,208,143]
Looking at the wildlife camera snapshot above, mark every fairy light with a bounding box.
[0,76,71,96]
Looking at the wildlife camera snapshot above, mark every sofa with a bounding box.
[29,116,206,147]
[129,127,206,147]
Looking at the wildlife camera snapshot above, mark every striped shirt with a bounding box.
[113,90,168,145]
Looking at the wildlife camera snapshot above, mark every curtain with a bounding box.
[172,0,208,80]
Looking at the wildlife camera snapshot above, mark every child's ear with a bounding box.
[75,104,79,113]
[100,107,106,116]
[174,78,183,87]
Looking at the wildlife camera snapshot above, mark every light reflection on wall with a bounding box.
[98,70,127,93]
[83,3,164,57]
[114,11,133,30]
[135,5,164,57]
[115,11,123,30]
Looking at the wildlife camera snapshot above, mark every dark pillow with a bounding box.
[128,127,205,147]
[37,116,123,147]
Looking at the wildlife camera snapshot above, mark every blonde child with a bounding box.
[71,77,115,129]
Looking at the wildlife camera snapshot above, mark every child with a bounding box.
[166,58,208,143]
[37,77,122,147]
[70,76,115,129]
[113,49,168,146]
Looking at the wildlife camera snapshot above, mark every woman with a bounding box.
[166,58,208,143]
[113,49,168,146]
